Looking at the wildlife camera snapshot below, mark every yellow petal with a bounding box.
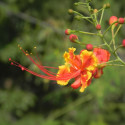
[57,64,70,86]
[80,50,98,71]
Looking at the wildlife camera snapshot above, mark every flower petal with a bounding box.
[80,71,92,92]
[93,48,110,64]
[80,50,98,71]
[63,47,81,70]
[71,77,81,89]
[57,64,70,85]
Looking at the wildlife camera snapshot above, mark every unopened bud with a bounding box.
[103,3,110,9]
[103,4,107,8]
[106,3,110,8]
[74,3,78,6]
[86,44,93,51]
[109,16,118,26]
[75,15,81,21]
[69,34,78,43]
[93,9,98,14]
[118,18,124,24]
[65,29,71,35]
[122,39,125,47]
[96,24,101,30]
[68,9,73,14]
[9,58,11,61]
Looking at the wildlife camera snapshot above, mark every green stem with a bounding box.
[109,25,122,45]
[98,59,119,67]
[106,59,119,64]
[86,3,96,25]
[106,64,125,67]
[94,8,104,13]
[75,40,86,46]
[94,13,98,25]
[103,21,118,36]
[73,11,94,24]
[73,10,83,16]
[81,16,92,19]
[111,28,116,50]
[81,16,94,24]
[72,30,98,35]
[99,33,112,52]
[94,43,106,48]
[99,8,105,24]
[114,45,123,53]
[114,24,122,36]
[114,52,125,65]
[74,2,87,6]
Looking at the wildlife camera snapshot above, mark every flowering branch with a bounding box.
[9,0,125,93]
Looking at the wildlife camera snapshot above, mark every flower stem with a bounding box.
[111,28,116,50]
[114,24,122,36]
[72,30,98,35]
[73,10,94,24]
[98,59,119,67]
[109,25,122,46]
[94,43,106,48]
[106,64,125,67]
[99,8,105,24]
[103,21,118,36]
[114,45,123,53]
[74,2,87,6]
[99,33,112,52]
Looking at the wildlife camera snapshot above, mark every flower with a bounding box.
[57,47,98,92]
[9,47,110,92]
[93,48,110,78]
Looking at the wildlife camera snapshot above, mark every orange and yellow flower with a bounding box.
[57,47,98,92]
[9,47,110,92]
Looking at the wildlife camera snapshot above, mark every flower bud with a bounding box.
[106,3,110,8]
[109,16,118,26]
[69,34,78,42]
[75,15,81,21]
[86,44,93,51]
[93,9,98,14]
[103,3,110,9]
[74,3,78,6]
[96,24,101,30]
[11,62,14,65]
[9,58,11,61]
[118,18,124,24]
[122,39,125,47]
[68,9,73,14]
[65,29,71,35]
[103,4,107,9]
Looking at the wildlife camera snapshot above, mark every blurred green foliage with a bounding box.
[0,0,125,125]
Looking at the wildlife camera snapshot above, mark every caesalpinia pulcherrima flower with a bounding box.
[9,47,110,92]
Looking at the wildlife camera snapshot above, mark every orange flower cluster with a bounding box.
[9,47,110,92]
[57,47,110,92]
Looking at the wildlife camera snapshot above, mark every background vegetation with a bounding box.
[0,0,125,125]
